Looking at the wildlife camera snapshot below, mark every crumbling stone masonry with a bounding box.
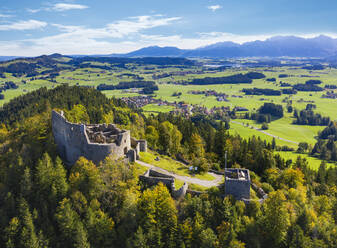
[52,110,147,165]
[139,169,188,199]
[225,168,251,200]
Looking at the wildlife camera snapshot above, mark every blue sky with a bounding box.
[0,0,337,56]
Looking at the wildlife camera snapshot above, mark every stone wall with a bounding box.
[186,189,204,196]
[127,149,137,163]
[225,179,250,200]
[171,182,188,199]
[139,169,175,188]
[52,110,144,165]
[225,169,251,200]
[138,140,147,152]
[131,138,140,159]
[139,169,188,199]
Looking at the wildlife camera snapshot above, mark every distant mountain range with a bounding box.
[3,35,337,61]
[112,35,337,58]
[0,56,19,62]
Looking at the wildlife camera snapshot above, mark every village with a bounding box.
[121,95,248,121]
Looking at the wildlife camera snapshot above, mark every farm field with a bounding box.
[276,151,335,170]
[228,119,334,170]
[231,115,324,146]
[142,104,175,114]
[229,121,298,148]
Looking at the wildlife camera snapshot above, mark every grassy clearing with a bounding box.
[134,163,209,191]
[188,183,209,191]
[139,151,216,181]
[235,115,323,146]
[175,177,212,191]
[142,104,175,113]
[264,115,323,145]
[229,121,298,148]
[133,162,149,176]
[276,151,336,170]
[174,179,185,189]
[229,122,335,170]
[134,160,211,191]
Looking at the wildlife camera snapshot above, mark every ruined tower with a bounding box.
[51,110,147,165]
[224,168,251,200]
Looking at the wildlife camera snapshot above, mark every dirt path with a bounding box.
[136,160,224,187]
[230,120,299,145]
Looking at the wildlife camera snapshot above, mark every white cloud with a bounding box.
[105,16,181,38]
[50,15,181,39]
[207,5,222,12]
[52,3,89,11]
[0,14,13,18]
[1,13,335,56]
[27,8,41,13]
[27,3,89,13]
[0,31,275,56]
[0,15,181,55]
[0,20,47,31]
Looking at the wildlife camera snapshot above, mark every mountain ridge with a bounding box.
[112,35,337,58]
[2,35,337,60]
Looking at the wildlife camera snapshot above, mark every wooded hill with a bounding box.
[0,85,336,248]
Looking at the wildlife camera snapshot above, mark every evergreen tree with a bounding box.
[55,198,90,248]
[137,183,177,247]
[189,133,205,158]
[260,190,290,247]
[17,198,40,248]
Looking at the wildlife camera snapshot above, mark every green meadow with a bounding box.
[276,151,336,170]
[142,104,175,113]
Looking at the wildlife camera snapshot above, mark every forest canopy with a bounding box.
[0,85,336,248]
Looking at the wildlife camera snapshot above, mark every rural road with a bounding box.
[230,120,299,145]
[136,160,224,187]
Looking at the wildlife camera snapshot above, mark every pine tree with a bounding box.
[18,198,40,248]
[52,157,69,203]
[21,167,32,200]
[132,227,148,248]
[272,137,276,150]
[85,200,115,248]
[55,198,90,248]
[4,217,19,248]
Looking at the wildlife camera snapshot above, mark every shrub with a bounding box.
[261,123,269,130]
[192,158,209,174]
[261,182,274,193]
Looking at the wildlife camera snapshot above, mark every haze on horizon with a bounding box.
[1,0,337,56]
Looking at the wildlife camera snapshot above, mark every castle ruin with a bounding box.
[52,110,147,165]
[139,169,188,199]
[224,168,251,200]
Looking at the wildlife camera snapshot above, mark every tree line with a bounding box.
[311,121,337,161]
[97,81,159,94]
[293,109,330,126]
[293,82,324,91]
[188,73,252,85]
